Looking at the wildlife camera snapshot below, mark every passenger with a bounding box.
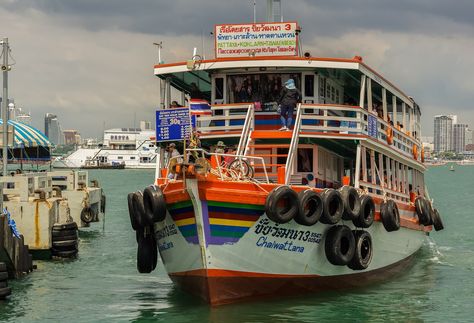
[224,146,236,165]
[215,141,226,154]
[170,101,182,108]
[278,79,301,131]
[166,143,182,179]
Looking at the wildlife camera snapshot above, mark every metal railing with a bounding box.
[192,103,252,135]
[236,104,255,156]
[165,148,269,184]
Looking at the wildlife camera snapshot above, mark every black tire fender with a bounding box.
[80,207,94,224]
[431,208,444,231]
[137,233,156,273]
[380,200,400,232]
[133,191,152,227]
[324,225,355,266]
[295,189,323,226]
[143,185,167,223]
[265,186,299,224]
[348,230,373,270]
[339,186,361,221]
[320,189,343,225]
[0,287,11,299]
[353,195,375,228]
[127,192,139,230]
[415,197,431,225]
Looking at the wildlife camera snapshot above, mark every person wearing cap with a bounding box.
[278,79,301,131]
[215,141,226,154]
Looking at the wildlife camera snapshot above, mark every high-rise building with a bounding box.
[63,130,81,145]
[465,128,473,150]
[434,115,455,153]
[453,124,468,153]
[44,113,63,145]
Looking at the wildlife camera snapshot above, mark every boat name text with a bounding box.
[254,218,322,244]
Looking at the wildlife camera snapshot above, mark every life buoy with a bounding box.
[412,144,418,160]
[143,185,167,223]
[415,197,431,225]
[348,230,373,270]
[295,189,323,226]
[320,189,344,224]
[325,225,355,266]
[431,208,444,231]
[421,147,425,163]
[265,186,299,224]
[80,207,94,224]
[380,199,400,232]
[386,126,394,145]
[339,186,361,221]
[352,194,375,228]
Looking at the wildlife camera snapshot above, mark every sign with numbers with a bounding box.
[156,108,191,142]
[368,114,378,138]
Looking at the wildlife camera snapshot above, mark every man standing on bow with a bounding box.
[278,79,301,131]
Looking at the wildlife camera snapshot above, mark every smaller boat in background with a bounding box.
[449,165,455,171]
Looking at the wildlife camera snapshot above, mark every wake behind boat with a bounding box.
[127,2,445,305]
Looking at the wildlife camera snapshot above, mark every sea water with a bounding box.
[0,166,472,322]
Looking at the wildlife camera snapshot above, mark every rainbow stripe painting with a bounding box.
[206,201,265,245]
[168,200,198,244]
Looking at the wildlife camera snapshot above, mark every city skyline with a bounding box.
[433,114,473,153]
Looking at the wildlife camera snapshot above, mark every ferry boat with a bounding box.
[53,126,156,169]
[128,4,444,305]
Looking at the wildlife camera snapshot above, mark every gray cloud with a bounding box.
[0,0,473,137]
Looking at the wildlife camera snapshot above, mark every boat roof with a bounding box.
[0,119,51,148]
[154,56,415,107]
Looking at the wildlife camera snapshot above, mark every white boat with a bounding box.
[53,127,157,169]
[128,2,445,305]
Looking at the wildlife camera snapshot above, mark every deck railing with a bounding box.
[192,103,422,160]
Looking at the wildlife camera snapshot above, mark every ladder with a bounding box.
[284,103,303,184]
[236,104,255,156]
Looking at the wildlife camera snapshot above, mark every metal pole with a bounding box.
[2,38,9,177]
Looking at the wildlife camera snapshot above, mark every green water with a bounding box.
[0,166,471,322]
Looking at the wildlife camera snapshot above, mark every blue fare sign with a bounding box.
[156,108,191,142]
[368,114,378,138]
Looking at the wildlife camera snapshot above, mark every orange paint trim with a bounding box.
[172,268,320,279]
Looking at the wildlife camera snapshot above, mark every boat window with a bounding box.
[297,148,313,172]
[117,156,123,160]
[304,74,314,97]
[227,73,300,111]
[215,77,224,100]
[130,156,136,160]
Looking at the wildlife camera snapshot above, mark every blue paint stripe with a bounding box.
[209,224,250,233]
[169,206,194,215]
[178,224,197,232]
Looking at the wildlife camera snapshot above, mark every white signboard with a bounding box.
[214,22,298,58]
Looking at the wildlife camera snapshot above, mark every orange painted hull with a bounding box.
[169,254,415,305]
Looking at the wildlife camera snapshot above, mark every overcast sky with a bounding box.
[1,0,473,138]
